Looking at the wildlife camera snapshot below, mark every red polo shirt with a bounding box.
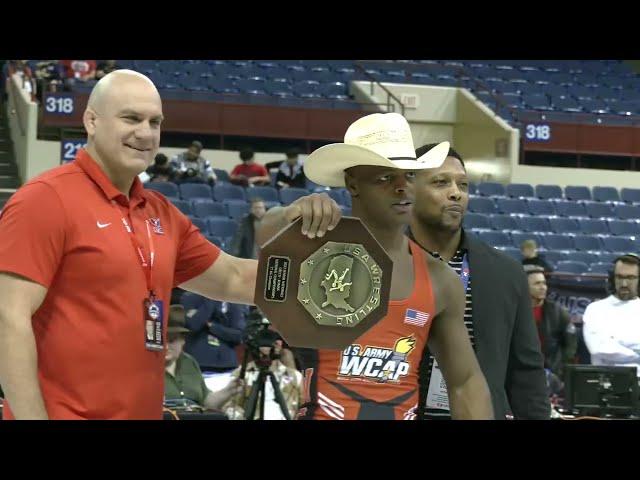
[231,162,268,178]
[0,149,220,419]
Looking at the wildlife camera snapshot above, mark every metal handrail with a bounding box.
[353,61,404,115]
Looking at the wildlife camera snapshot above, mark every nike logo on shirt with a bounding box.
[97,221,111,229]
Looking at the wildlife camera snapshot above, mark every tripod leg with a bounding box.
[244,370,266,420]
[267,371,292,420]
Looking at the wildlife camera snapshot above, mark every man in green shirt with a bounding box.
[164,304,241,411]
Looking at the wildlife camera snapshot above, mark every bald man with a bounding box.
[0,70,341,419]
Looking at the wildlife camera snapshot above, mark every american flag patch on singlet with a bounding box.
[404,308,430,327]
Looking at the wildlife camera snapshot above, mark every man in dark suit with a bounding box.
[408,143,549,420]
[230,198,266,260]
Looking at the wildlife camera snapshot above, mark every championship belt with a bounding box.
[254,217,392,350]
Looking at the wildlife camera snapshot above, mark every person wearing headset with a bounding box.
[582,253,640,378]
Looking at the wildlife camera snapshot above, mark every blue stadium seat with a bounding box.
[584,202,616,219]
[553,96,582,113]
[468,197,497,214]
[179,183,212,201]
[569,85,597,100]
[519,217,552,233]
[581,99,610,114]
[523,93,552,110]
[213,184,246,202]
[496,198,528,215]
[476,231,511,247]
[615,204,640,220]
[463,213,492,230]
[188,216,208,234]
[590,262,612,274]
[556,261,589,274]
[621,188,640,204]
[573,234,603,251]
[564,185,591,201]
[489,214,520,231]
[206,218,238,238]
[554,200,587,218]
[145,181,179,198]
[601,236,635,252]
[527,199,556,216]
[541,234,575,251]
[165,197,189,214]
[505,183,535,198]
[246,186,279,203]
[592,186,620,203]
[548,217,580,233]
[191,200,227,218]
[279,187,309,205]
[478,182,505,197]
[569,252,599,265]
[511,232,541,249]
[536,184,563,200]
[544,250,568,265]
[224,200,250,221]
[468,182,478,195]
[213,168,230,184]
[577,218,609,235]
[596,252,621,263]
[497,246,521,261]
[205,235,228,250]
[608,220,640,236]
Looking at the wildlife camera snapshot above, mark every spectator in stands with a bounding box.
[184,299,246,373]
[223,320,303,420]
[583,254,640,377]
[96,60,119,80]
[521,239,553,272]
[171,140,216,184]
[527,267,577,379]
[409,143,549,420]
[33,61,63,95]
[7,60,36,95]
[230,198,267,259]
[145,153,176,183]
[164,305,242,411]
[275,148,306,189]
[59,60,97,90]
[230,148,270,187]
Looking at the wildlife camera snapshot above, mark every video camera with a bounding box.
[242,309,283,366]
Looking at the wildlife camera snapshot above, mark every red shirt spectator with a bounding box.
[230,148,270,187]
[60,60,97,80]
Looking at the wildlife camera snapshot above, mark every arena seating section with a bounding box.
[464,182,640,273]
[30,60,640,125]
[146,175,640,276]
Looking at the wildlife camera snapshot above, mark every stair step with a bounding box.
[0,177,20,188]
[0,165,17,175]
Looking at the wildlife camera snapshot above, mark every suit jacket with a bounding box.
[230,214,257,259]
[461,231,549,419]
[539,299,577,378]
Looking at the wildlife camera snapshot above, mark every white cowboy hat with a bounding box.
[304,112,450,187]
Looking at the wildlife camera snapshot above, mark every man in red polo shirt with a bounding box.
[230,148,271,187]
[0,70,342,419]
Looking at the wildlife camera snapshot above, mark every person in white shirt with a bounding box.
[583,254,640,377]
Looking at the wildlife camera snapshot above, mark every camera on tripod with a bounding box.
[243,309,283,368]
[236,308,292,420]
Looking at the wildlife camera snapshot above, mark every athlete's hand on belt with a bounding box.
[284,193,342,239]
